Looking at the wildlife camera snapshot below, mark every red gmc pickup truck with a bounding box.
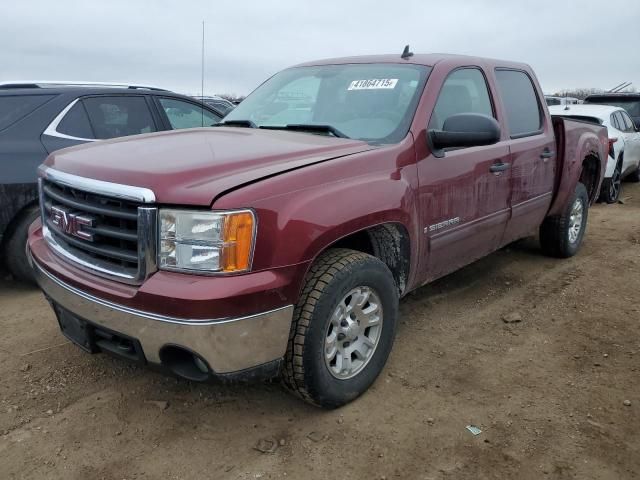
[28,53,607,408]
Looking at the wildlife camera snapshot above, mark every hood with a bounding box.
[44,127,374,205]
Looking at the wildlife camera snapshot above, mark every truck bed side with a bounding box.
[547,116,608,217]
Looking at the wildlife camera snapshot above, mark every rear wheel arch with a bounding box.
[579,154,601,203]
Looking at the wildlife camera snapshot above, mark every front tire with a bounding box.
[540,182,589,258]
[283,248,398,408]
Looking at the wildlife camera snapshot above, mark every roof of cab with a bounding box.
[293,53,532,70]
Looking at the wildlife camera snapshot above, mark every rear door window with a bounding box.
[613,112,626,131]
[429,68,494,130]
[495,69,543,137]
[81,96,156,139]
[620,111,635,132]
[610,113,620,130]
[0,94,54,131]
[57,101,94,139]
[158,98,221,129]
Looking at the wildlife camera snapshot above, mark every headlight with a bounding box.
[159,209,255,273]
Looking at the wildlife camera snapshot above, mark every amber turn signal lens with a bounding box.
[221,212,254,272]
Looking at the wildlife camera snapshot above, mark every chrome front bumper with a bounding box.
[30,252,294,374]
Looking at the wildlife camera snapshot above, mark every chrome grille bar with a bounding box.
[38,169,157,285]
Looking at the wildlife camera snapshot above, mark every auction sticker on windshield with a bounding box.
[347,79,398,90]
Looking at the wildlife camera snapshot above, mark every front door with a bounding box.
[417,67,512,283]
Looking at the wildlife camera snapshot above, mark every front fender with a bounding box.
[213,139,421,287]
[255,170,418,270]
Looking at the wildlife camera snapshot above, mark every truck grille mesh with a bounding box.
[40,179,143,280]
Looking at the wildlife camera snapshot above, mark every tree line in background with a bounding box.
[553,86,637,100]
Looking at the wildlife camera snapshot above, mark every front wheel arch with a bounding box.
[304,222,412,297]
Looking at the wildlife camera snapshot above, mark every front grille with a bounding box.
[39,176,157,284]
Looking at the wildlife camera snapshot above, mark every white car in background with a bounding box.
[549,104,640,203]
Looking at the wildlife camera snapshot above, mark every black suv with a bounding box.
[0,82,224,283]
[584,93,640,129]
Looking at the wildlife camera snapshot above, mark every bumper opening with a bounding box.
[159,345,211,382]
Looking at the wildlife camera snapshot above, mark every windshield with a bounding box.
[224,63,431,143]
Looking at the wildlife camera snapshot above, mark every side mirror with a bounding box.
[429,113,501,151]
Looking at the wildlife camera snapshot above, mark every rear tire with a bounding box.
[599,160,622,204]
[540,182,589,258]
[628,162,640,183]
[4,205,39,285]
[283,248,398,408]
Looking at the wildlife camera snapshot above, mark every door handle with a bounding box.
[540,148,555,159]
[489,162,510,173]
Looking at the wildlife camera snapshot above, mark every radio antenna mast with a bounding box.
[201,20,205,126]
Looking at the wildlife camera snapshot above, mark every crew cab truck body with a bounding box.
[28,54,607,408]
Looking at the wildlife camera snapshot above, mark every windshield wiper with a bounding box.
[260,124,350,139]
[214,119,257,128]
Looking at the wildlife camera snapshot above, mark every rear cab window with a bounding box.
[494,69,543,138]
[0,94,54,131]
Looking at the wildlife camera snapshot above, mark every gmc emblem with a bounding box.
[50,206,96,242]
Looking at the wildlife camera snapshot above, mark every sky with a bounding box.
[2,0,639,97]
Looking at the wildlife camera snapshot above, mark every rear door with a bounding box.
[495,69,555,243]
[418,67,512,282]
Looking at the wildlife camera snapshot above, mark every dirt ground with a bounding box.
[1,184,639,480]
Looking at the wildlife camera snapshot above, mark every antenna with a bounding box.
[201,20,205,126]
[613,81,632,93]
[608,82,626,92]
[401,45,413,60]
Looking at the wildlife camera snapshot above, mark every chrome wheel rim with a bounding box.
[324,286,383,379]
[568,197,584,244]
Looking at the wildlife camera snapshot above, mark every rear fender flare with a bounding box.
[548,132,603,216]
